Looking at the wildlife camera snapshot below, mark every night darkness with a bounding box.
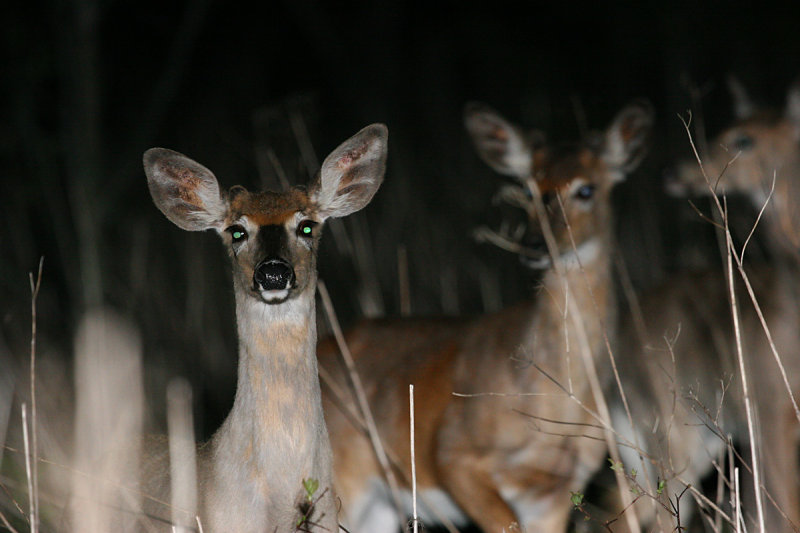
[2,0,800,530]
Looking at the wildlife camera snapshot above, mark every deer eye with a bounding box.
[732,133,754,151]
[574,184,595,200]
[227,225,248,243]
[297,220,317,238]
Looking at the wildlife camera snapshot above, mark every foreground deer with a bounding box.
[141,124,387,532]
[320,101,653,532]
[611,81,800,532]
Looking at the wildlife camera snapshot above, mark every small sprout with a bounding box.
[630,486,641,496]
[303,478,319,502]
[630,468,638,478]
[296,478,320,527]
[608,458,623,472]
[570,491,585,507]
[657,479,666,495]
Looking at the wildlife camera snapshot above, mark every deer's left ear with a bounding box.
[601,99,654,179]
[310,124,388,221]
[785,80,800,140]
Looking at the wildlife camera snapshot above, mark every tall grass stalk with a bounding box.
[167,378,198,532]
[681,112,768,532]
[526,177,643,533]
[70,309,144,532]
[317,281,405,530]
[27,257,43,533]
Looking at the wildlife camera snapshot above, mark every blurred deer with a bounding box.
[320,101,653,532]
[611,80,800,532]
[141,124,387,532]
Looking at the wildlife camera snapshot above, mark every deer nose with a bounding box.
[522,233,547,254]
[253,259,295,291]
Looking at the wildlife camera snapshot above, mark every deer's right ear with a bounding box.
[464,102,535,180]
[143,148,227,232]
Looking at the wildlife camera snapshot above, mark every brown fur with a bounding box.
[140,123,387,532]
[612,81,800,532]
[321,101,653,533]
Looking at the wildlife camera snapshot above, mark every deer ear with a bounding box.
[464,102,535,180]
[785,79,800,139]
[728,75,756,120]
[310,124,387,220]
[601,99,654,178]
[143,148,227,231]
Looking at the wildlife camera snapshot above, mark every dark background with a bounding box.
[2,0,799,444]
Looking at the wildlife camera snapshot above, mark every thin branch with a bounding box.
[21,404,33,533]
[27,257,43,533]
[0,510,19,533]
[409,385,419,533]
[317,281,405,531]
[680,113,766,532]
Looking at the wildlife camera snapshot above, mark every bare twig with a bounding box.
[21,404,34,533]
[409,385,419,533]
[0,510,20,533]
[317,367,460,533]
[540,181,642,533]
[317,281,405,530]
[27,257,43,533]
[680,113,765,532]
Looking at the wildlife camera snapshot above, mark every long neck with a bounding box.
[210,287,325,479]
[533,234,616,369]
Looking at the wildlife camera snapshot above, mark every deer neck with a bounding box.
[534,234,615,364]
[209,286,325,483]
[544,235,612,309]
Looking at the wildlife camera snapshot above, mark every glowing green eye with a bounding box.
[227,225,248,243]
[298,220,316,238]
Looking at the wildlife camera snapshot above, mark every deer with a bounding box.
[140,123,388,532]
[319,100,654,532]
[608,80,800,532]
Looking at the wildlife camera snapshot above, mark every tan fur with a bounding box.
[321,102,653,532]
[612,82,800,532]
[140,124,387,532]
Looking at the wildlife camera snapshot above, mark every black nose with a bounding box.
[254,259,295,291]
[522,233,546,253]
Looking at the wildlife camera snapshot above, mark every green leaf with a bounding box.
[570,491,584,507]
[303,478,319,501]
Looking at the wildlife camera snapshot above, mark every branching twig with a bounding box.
[680,112,766,532]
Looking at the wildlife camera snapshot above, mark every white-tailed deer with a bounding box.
[141,124,388,532]
[611,80,800,532]
[320,101,653,532]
